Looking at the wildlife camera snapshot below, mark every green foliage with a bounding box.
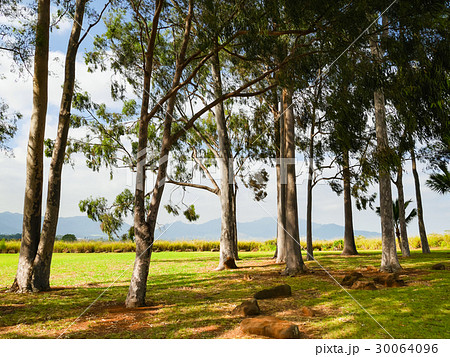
[79,189,134,240]
[426,164,450,194]
[183,205,199,222]
[0,239,5,251]
[0,99,21,153]
[243,168,269,201]
[61,234,77,242]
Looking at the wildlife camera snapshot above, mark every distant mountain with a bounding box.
[155,217,380,241]
[0,211,130,239]
[0,211,380,241]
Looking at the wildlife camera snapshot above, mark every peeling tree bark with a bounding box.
[369,19,401,273]
[273,90,286,263]
[125,0,164,308]
[32,0,87,292]
[211,52,237,271]
[12,0,50,293]
[282,88,305,275]
[306,117,314,261]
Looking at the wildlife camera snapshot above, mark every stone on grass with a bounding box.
[232,299,260,317]
[341,272,363,287]
[431,263,446,270]
[240,316,301,339]
[254,284,292,299]
[301,306,315,317]
[351,281,377,290]
[373,273,406,287]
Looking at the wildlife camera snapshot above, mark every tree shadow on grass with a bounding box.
[1,250,448,339]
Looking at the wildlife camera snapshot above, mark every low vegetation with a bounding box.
[1,233,449,254]
[0,250,448,338]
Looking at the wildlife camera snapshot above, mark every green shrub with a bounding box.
[0,239,6,252]
[332,239,344,250]
[409,236,422,249]
[3,240,20,253]
[1,233,448,254]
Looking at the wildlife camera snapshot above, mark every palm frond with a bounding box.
[426,166,450,195]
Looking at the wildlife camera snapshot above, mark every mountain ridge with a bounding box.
[0,211,380,241]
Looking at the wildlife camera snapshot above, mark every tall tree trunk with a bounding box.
[396,165,411,257]
[126,101,173,307]
[275,153,286,262]
[12,0,50,292]
[211,52,237,270]
[231,186,239,260]
[276,91,287,263]
[125,0,163,308]
[282,88,305,275]
[369,22,402,273]
[306,118,314,261]
[411,148,430,253]
[32,0,87,292]
[341,148,358,255]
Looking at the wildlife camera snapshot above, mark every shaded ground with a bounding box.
[0,250,449,339]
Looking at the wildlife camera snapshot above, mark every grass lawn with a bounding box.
[0,249,448,339]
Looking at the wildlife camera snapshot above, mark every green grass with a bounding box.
[0,250,448,339]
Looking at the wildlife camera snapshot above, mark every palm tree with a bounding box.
[426,165,450,195]
[376,199,417,250]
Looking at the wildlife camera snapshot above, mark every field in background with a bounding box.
[0,250,448,338]
[1,233,449,254]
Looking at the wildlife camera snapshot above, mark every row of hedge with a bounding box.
[1,233,448,254]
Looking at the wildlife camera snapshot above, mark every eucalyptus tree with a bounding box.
[10,0,108,292]
[322,52,374,257]
[239,0,375,272]
[76,0,284,306]
[384,0,449,254]
[12,0,51,292]
[33,0,112,291]
[245,0,324,275]
[165,92,273,269]
[296,70,326,261]
[368,15,402,272]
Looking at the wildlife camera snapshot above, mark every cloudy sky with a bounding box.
[0,9,448,237]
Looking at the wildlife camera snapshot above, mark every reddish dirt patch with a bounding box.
[58,302,166,338]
